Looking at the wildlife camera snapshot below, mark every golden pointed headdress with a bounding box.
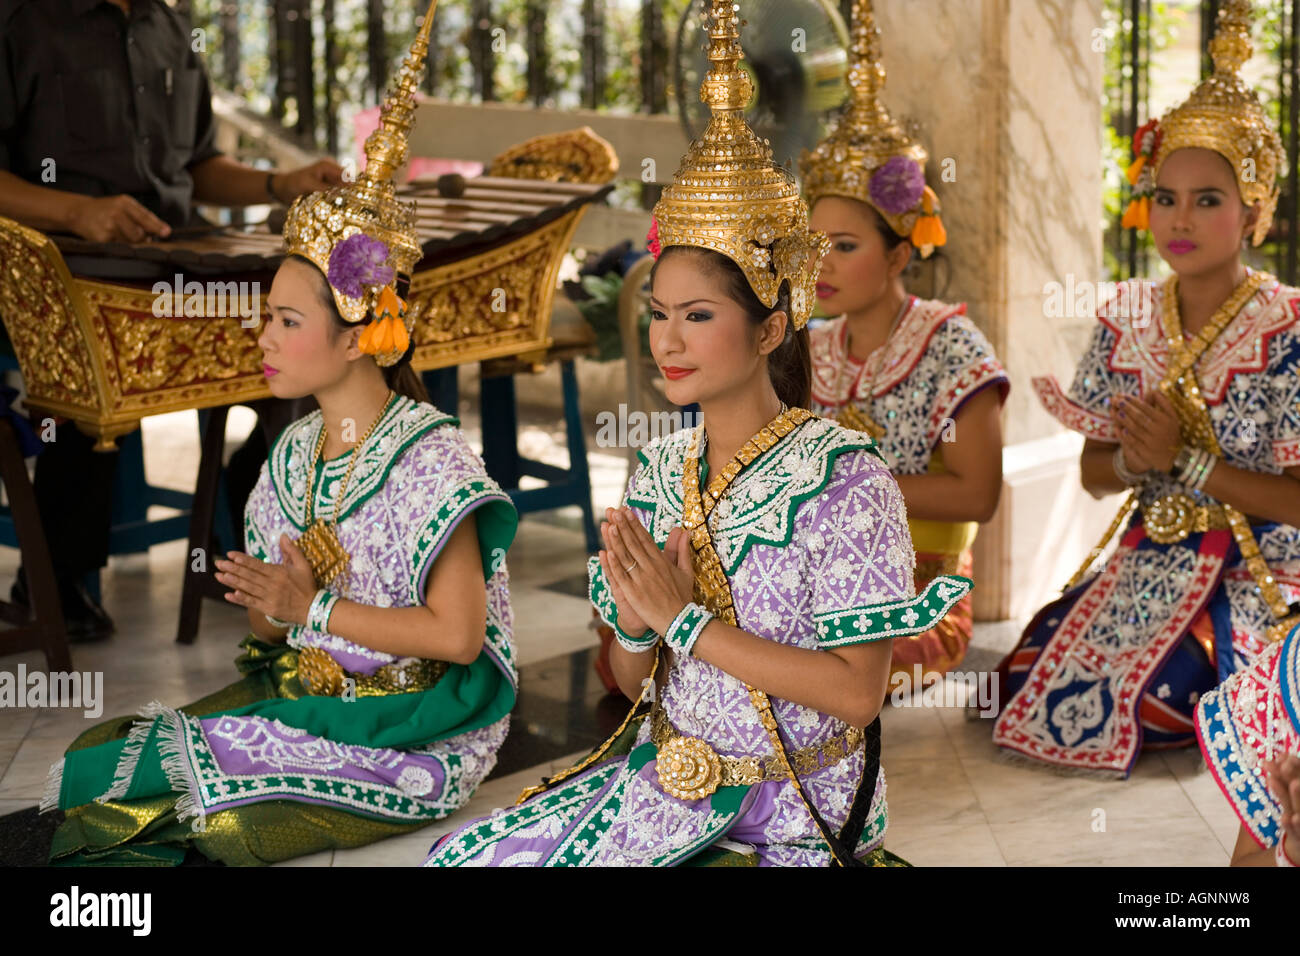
[651,0,829,330]
[798,0,945,257]
[282,2,439,365]
[1123,0,1282,246]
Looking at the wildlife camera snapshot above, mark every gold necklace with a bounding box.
[684,404,813,621]
[1162,270,1261,374]
[1160,269,1294,634]
[833,296,909,439]
[1159,270,1264,454]
[695,401,793,522]
[297,391,397,588]
[680,403,846,859]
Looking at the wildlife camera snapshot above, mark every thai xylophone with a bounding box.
[0,177,611,449]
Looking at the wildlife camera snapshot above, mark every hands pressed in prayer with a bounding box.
[1264,754,1300,862]
[598,507,695,637]
[215,534,320,626]
[1115,390,1182,473]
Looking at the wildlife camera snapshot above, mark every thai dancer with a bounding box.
[994,0,1300,776]
[800,0,1008,682]
[424,0,970,867]
[42,5,520,865]
[1195,622,1300,866]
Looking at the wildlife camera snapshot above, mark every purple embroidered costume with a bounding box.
[42,396,519,865]
[425,416,970,866]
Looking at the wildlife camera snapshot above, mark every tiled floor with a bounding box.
[0,403,1242,865]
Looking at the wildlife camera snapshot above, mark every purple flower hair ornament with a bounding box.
[868,156,926,217]
[327,233,395,300]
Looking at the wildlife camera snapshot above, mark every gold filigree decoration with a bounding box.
[651,0,828,330]
[1143,493,1224,544]
[408,211,584,362]
[298,645,347,697]
[85,286,268,395]
[297,643,448,697]
[488,127,620,185]
[655,735,724,801]
[799,0,930,236]
[0,216,99,409]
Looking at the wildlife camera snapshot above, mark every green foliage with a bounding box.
[1101,0,1185,279]
[189,0,696,153]
[1241,0,1293,277]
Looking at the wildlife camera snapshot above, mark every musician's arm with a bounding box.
[0,170,87,232]
[190,155,346,209]
[0,170,170,241]
[0,38,170,240]
[190,155,286,208]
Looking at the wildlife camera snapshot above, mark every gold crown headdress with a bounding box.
[1123,0,1282,246]
[650,0,829,330]
[798,0,945,257]
[282,2,439,366]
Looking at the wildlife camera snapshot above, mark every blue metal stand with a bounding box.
[423,361,599,553]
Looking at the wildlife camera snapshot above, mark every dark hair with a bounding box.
[652,246,811,409]
[288,254,430,405]
[866,205,912,255]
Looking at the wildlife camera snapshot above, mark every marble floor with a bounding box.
[0,402,1242,866]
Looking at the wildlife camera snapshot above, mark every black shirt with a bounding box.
[0,0,223,227]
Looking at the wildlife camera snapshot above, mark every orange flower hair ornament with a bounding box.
[356,284,416,365]
[910,185,946,258]
[324,233,419,367]
[1121,119,1161,232]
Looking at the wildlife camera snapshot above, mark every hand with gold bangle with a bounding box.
[1168,444,1217,492]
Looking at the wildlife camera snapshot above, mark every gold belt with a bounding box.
[297,645,448,697]
[1142,493,1231,545]
[649,703,864,801]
